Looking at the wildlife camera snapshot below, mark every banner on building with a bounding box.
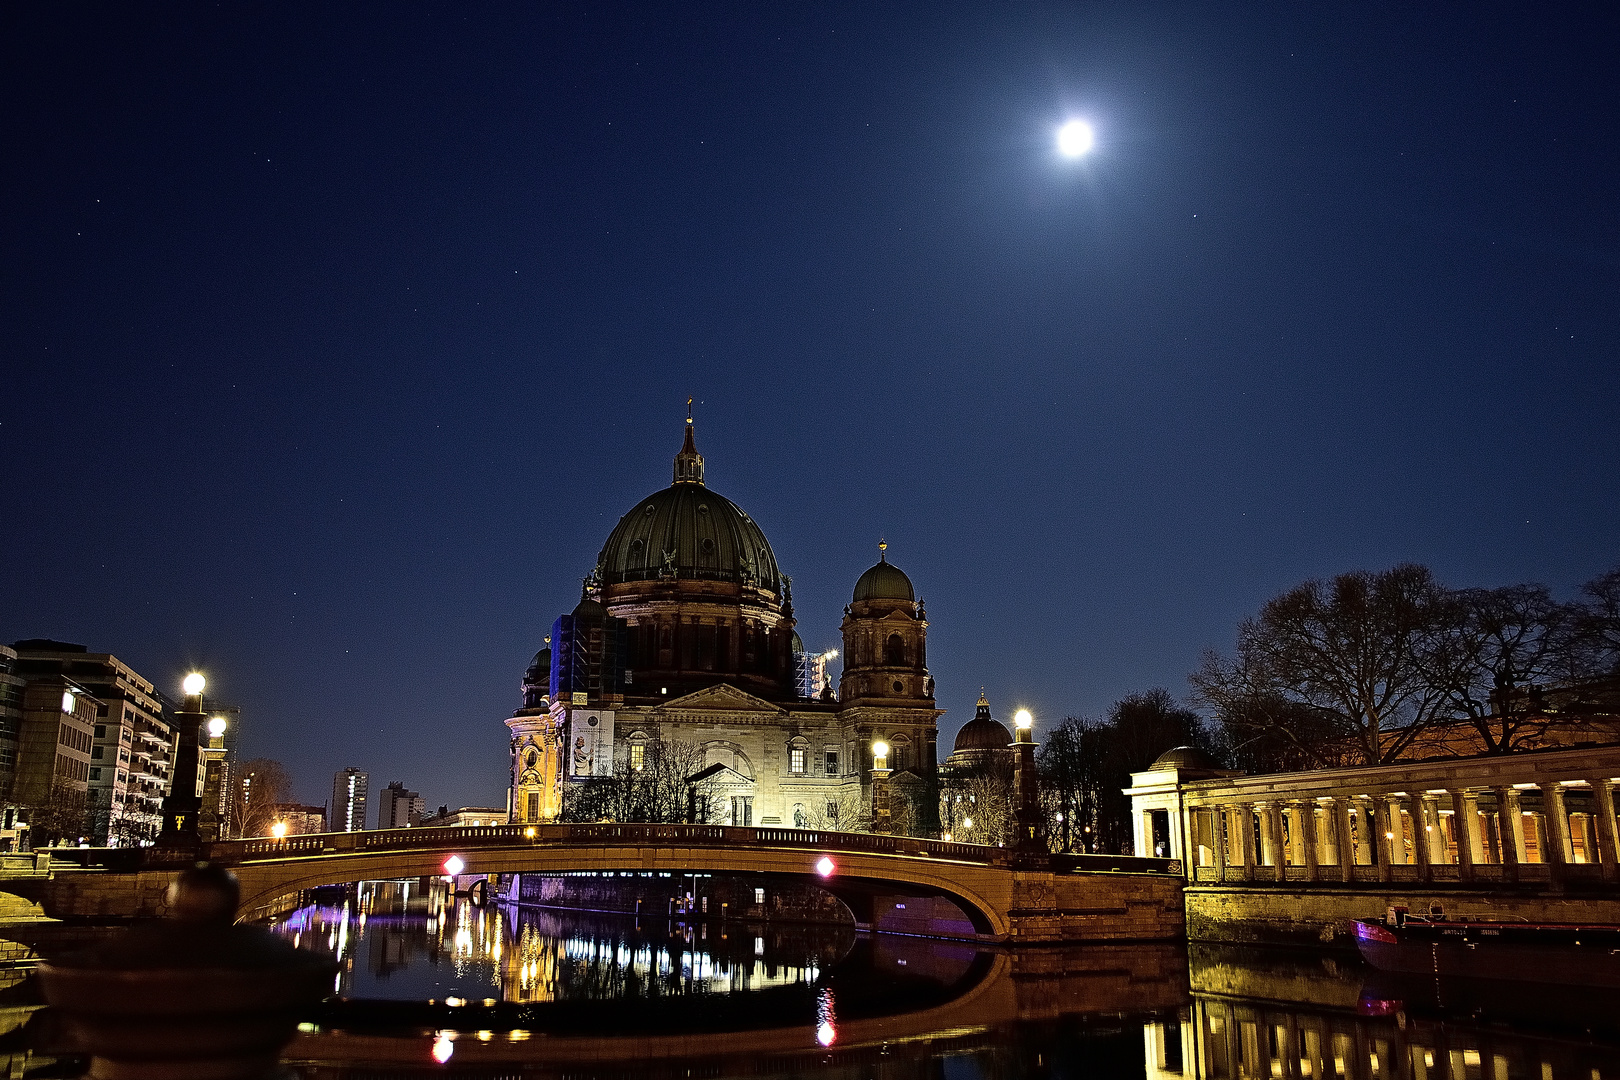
[568,710,615,778]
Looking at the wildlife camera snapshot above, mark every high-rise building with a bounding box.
[9,641,175,847]
[377,781,423,829]
[330,767,369,832]
[13,675,99,844]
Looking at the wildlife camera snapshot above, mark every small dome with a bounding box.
[524,647,551,682]
[952,691,1012,753]
[573,596,608,621]
[1151,745,1220,771]
[791,631,805,654]
[853,543,914,603]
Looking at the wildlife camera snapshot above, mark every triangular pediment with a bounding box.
[687,762,754,787]
[655,683,786,717]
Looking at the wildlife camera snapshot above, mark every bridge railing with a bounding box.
[36,824,1180,877]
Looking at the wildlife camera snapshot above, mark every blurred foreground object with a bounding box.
[37,862,334,1079]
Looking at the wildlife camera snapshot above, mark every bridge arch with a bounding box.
[217,825,1013,938]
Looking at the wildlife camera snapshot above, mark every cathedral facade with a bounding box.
[505,418,942,832]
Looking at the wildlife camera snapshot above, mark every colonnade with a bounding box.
[1128,745,1620,886]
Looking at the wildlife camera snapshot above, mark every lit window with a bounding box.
[790,748,805,774]
[754,888,765,905]
[630,743,645,772]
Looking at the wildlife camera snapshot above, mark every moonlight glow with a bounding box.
[1056,119,1094,157]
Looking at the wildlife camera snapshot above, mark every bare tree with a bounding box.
[29,781,88,847]
[1572,567,1620,676]
[561,736,721,824]
[1192,565,1449,765]
[232,759,292,838]
[1419,584,1578,753]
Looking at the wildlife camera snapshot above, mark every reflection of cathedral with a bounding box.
[506,418,942,831]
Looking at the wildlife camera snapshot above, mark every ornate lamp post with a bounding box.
[1011,709,1047,858]
[158,673,208,851]
[870,740,892,835]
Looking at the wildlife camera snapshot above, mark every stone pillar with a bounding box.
[1235,805,1256,881]
[1255,802,1276,868]
[1452,790,1483,882]
[1541,783,1573,876]
[1389,795,1412,865]
[1352,798,1374,867]
[1594,780,1620,881]
[1333,798,1356,876]
[1210,805,1228,880]
[1299,801,1320,882]
[1408,795,1434,881]
[1493,787,1525,882]
[1374,798,1394,880]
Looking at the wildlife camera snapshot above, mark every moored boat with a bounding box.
[1354,907,1620,987]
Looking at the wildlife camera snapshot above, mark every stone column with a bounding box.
[1267,803,1287,870]
[1452,790,1483,882]
[1210,805,1228,880]
[1408,795,1434,881]
[1235,804,1256,881]
[1333,798,1356,876]
[1380,793,1406,867]
[1374,797,1395,880]
[1594,780,1620,882]
[1254,802,1277,869]
[1353,798,1374,867]
[1540,783,1573,877]
[1493,786,1525,882]
[1300,800,1320,882]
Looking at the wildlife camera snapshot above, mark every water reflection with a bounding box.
[257,888,1620,1080]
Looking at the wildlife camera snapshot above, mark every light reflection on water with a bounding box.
[264,884,1620,1080]
[266,879,853,1005]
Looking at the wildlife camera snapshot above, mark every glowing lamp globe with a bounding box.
[207,717,228,739]
[182,673,206,697]
[270,821,288,840]
[1013,709,1033,730]
[443,855,466,877]
[872,740,889,762]
[1056,119,1093,157]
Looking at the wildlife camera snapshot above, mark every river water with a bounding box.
[255,881,1620,1080]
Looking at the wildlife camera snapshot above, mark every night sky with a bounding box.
[4,4,1617,813]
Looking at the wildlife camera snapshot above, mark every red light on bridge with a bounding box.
[815,856,835,877]
[443,855,465,877]
[431,1032,455,1063]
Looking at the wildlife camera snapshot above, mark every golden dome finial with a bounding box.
[977,687,989,707]
[878,538,887,561]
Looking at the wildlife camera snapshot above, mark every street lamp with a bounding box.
[270,821,288,841]
[207,717,228,739]
[159,672,210,849]
[1009,708,1046,859]
[870,740,892,835]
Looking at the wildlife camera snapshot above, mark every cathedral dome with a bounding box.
[595,421,782,592]
[952,691,1012,753]
[853,543,914,603]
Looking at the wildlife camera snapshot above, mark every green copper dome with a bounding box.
[852,543,914,603]
[596,421,782,591]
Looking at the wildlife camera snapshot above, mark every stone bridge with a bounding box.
[27,823,1185,944]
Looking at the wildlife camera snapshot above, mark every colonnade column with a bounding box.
[1593,779,1620,882]
[1541,782,1573,877]
[1333,798,1356,877]
[1493,786,1525,882]
[1210,805,1228,880]
[1452,789,1483,882]
[1236,805,1256,880]
[1407,795,1433,881]
[1267,803,1287,871]
[1299,800,1320,882]
[1353,797,1374,867]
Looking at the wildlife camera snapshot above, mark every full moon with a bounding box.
[1056,119,1094,158]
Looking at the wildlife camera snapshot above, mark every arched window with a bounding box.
[787,736,809,775]
[886,633,906,666]
[888,734,911,772]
